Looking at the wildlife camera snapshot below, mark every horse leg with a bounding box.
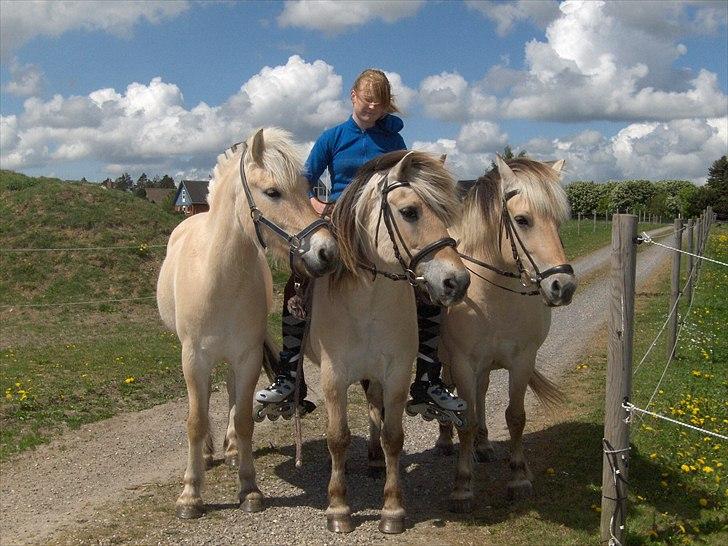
[449,361,478,513]
[324,379,353,533]
[378,377,408,534]
[203,382,214,470]
[232,348,264,512]
[362,380,386,478]
[223,367,238,468]
[435,364,454,455]
[506,363,534,501]
[475,370,495,462]
[176,344,212,519]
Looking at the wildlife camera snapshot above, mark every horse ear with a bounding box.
[389,151,416,182]
[548,159,565,174]
[439,154,447,164]
[495,154,516,181]
[249,128,265,167]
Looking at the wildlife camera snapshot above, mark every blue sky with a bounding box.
[1,0,726,184]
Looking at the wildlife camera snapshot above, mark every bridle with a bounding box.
[460,189,573,297]
[232,141,330,271]
[361,173,458,286]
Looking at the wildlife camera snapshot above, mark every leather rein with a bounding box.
[360,174,457,286]
[233,142,330,270]
[459,189,573,297]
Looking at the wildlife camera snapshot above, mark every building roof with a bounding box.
[174,180,209,206]
[145,188,174,204]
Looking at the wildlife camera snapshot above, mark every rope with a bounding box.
[640,233,728,267]
[601,438,629,546]
[624,402,727,441]
[0,244,166,252]
[1,296,156,308]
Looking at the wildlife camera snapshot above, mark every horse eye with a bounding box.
[399,206,419,222]
[264,188,281,199]
[514,215,530,227]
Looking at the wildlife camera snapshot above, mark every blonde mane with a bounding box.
[458,158,570,259]
[207,127,303,210]
[330,150,460,287]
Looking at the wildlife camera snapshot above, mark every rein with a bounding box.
[458,189,573,297]
[361,175,457,286]
[233,142,330,270]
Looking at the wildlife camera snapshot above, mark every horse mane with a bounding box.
[207,127,303,209]
[458,158,570,258]
[330,150,459,287]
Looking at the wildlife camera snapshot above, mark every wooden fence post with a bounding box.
[578,212,582,235]
[666,218,683,361]
[593,210,597,233]
[600,214,637,545]
[686,219,695,303]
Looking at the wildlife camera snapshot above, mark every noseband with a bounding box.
[362,175,457,286]
[459,189,573,297]
[232,142,330,270]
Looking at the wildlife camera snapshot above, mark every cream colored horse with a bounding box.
[305,151,470,534]
[437,156,577,512]
[157,128,338,519]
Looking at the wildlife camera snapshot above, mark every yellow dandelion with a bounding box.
[546,467,556,476]
[681,464,691,473]
[124,377,135,384]
[699,498,708,507]
[591,504,601,513]
[660,480,669,488]
[703,466,714,474]
[650,453,657,460]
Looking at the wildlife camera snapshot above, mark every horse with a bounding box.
[436,155,577,512]
[304,150,470,534]
[156,127,338,519]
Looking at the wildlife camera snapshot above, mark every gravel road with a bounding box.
[0,230,674,545]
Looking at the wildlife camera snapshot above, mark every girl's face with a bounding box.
[351,84,386,128]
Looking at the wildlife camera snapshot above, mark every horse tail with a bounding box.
[528,369,565,408]
[262,333,280,382]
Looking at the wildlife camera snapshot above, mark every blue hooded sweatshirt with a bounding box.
[303,114,406,201]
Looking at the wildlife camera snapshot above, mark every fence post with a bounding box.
[666,217,683,361]
[686,219,695,303]
[600,214,637,545]
[578,212,582,235]
[593,210,597,233]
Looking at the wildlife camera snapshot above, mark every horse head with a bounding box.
[210,128,338,277]
[332,150,470,306]
[494,155,577,306]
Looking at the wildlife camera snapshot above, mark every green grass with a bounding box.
[560,217,663,261]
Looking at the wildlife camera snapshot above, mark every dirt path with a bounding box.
[0,234,674,545]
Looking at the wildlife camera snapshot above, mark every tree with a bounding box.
[489,145,528,171]
[135,172,149,189]
[705,155,728,216]
[565,181,602,214]
[114,173,132,192]
[158,174,175,189]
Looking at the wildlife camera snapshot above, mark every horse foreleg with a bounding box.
[506,364,533,501]
[324,378,353,533]
[435,364,454,455]
[450,362,478,513]
[362,380,386,478]
[232,348,264,512]
[378,378,407,534]
[223,367,238,468]
[475,370,495,462]
[177,344,212,519]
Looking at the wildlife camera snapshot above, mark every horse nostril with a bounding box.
[551,279,561,294]
[443,277,455,291]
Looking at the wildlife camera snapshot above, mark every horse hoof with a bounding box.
[225,455,239,469]
[326,514,354,533]
[379,515,405,534]
[367,465,385,479]
[475,447,495,463]
[176,503,204,519]
[240,496,263,513]
[436,442,455,456]
[507,480,534,502]
[449,497,473,514]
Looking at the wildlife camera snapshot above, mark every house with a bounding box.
[174,180,210,215]
[145,188,174,205]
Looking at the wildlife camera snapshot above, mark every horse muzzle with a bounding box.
[539,270,577,307]
[295,234,339,278]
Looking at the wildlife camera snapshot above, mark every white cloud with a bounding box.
[419,72,498,122]
[466,0,559,36]
[0,0,189,57]
[0,56,352,176]
[278,0,424,34]
[382,71,417,113]
[4,59,44,97]
[456,121,508,153]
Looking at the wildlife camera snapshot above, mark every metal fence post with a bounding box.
[666,217,683,361]
[600,214,637,544]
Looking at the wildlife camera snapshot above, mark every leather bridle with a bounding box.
[361,174,458,286]
[232,142,330,271]
[460,189,573,297]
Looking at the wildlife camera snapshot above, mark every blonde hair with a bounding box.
[352,69,399,114]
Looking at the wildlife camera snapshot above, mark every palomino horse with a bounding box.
[157,128,338,519]
[306,150,470,534]
[437,156,577,512]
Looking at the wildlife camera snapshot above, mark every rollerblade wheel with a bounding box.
[423,413,434,422]
[269,413,280,422]
[405,404,417,417]
[253,407,266,423]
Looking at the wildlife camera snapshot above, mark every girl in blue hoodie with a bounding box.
[255,69,466,426]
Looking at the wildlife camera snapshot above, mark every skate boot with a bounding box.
[253,371,316,422]
[406,379,467,429]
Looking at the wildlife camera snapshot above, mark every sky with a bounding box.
[0,0,727,185]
